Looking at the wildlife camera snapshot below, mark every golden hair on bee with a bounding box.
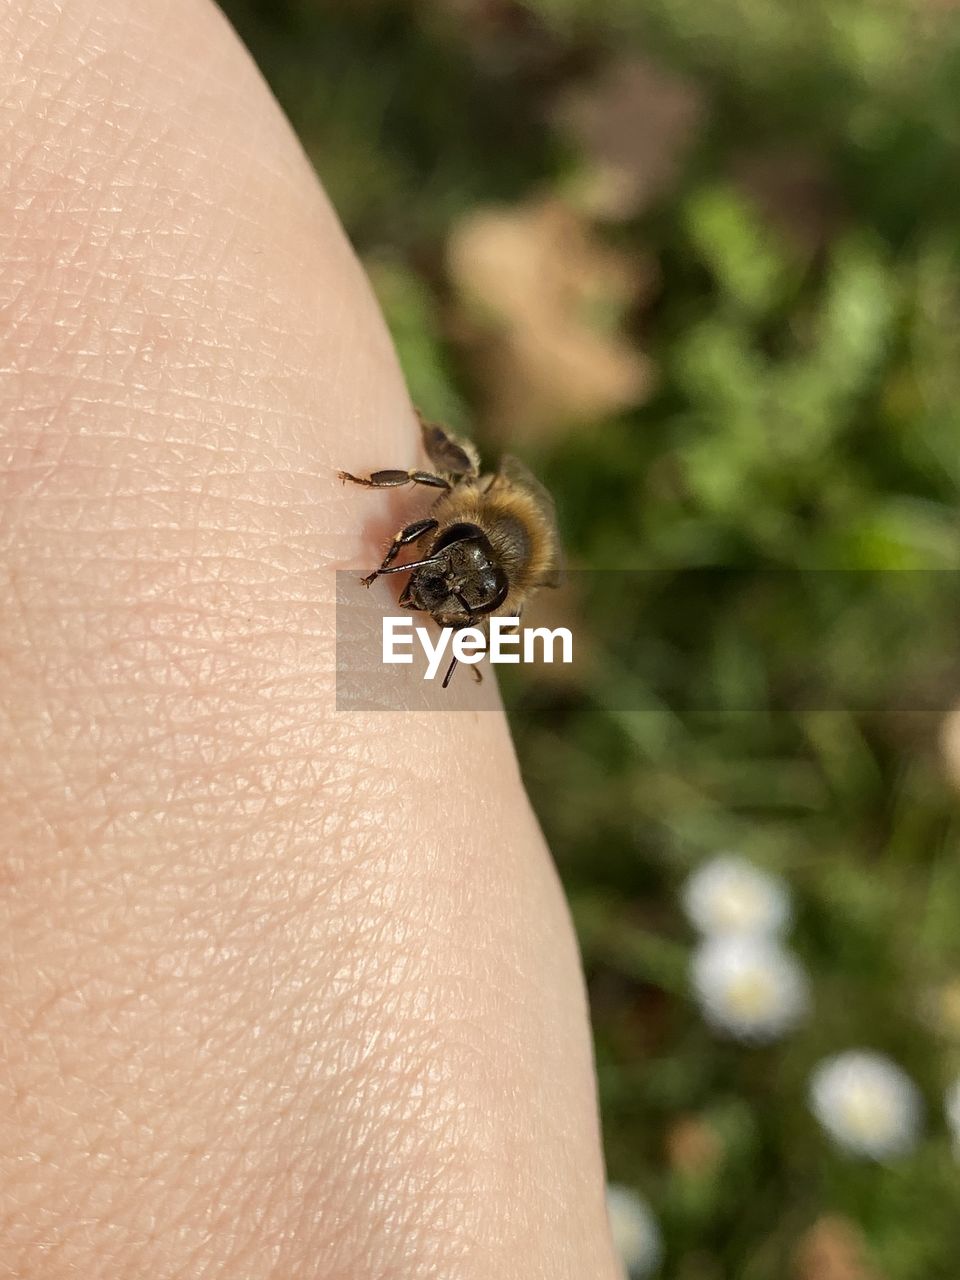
[337,413,562,686]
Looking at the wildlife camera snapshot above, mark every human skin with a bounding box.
[0,2,621,1277]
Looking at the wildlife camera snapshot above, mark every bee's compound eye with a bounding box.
[413,570,450,612]
[462,565,509,613]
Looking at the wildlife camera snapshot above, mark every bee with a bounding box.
[338,413,561,688]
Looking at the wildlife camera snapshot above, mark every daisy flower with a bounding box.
[943,1078,960,1156]
[809,1051,923,1160]
[605,1184,662,1278]
[682,855,791,938]
[691,934,809,1042]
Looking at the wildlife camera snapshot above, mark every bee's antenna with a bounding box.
[441,654,459,689]
[377,556,441,576]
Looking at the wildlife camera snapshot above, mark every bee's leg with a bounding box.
[338,468,450,491]
[469,613,520,683]
[470,617,491,683]
[441,615,497,689]
[361,518,438,588]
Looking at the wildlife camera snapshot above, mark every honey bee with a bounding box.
[338,413,561,687]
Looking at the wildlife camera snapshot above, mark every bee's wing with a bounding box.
[417,410,479,477]
[498,454,564,588]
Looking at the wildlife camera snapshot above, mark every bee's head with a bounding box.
[402,523,508,625]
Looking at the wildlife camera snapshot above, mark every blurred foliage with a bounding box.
[224,1,960,1275]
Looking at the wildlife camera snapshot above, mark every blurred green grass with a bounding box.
[221,2,960,1274]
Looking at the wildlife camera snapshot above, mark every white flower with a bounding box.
[809,1051,923,1160]
[944,1079,960,1156]
[605,1184,662,1278]
[682,855,791,938]
[691,935,809,1041]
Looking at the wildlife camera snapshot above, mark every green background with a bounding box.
[221,3,960,1275]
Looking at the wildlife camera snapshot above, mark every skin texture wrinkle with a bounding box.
[0,1,623,1277]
